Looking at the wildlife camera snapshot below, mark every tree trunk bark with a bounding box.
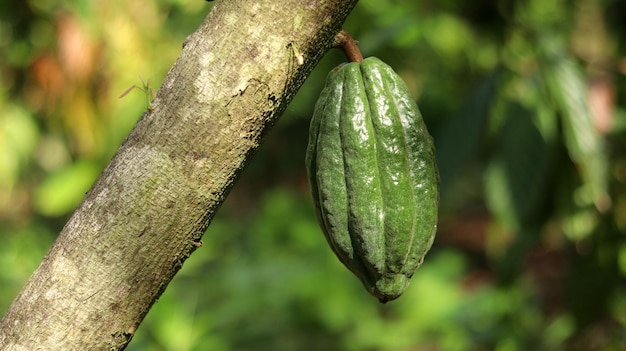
[0,0,358,349]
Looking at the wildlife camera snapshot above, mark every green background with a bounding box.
[1,0,625,350]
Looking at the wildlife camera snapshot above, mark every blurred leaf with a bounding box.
[543,314,575,349]
[0,103,39,187]
[537,35,611,212]
[561,203,599,241]
[0,225,56,313]
[34,160,100,216]
[423,14,473,58]
[484,101,557,229]
[612,287,626,327]
[516,0,571,30]
[436,68,500,200]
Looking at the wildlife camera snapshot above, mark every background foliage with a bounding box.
[1,0,626,350]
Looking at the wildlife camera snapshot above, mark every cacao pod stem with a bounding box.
[333,30,363,63]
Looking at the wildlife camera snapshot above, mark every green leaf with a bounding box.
[0,103,39,187]
[485,101,557,229]
[34,160,100,216]
[436,68,501,200]
[538,36,610,211]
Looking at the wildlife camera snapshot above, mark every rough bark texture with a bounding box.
[0,0,359,350]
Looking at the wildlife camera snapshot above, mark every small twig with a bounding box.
[333,30,363,63]
[119,78,155,111]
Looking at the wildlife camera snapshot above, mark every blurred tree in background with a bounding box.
[1,0,625,350]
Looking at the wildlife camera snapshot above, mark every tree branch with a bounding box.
[0,0,358,349]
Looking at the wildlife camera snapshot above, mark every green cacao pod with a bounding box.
[306,57,439,303]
